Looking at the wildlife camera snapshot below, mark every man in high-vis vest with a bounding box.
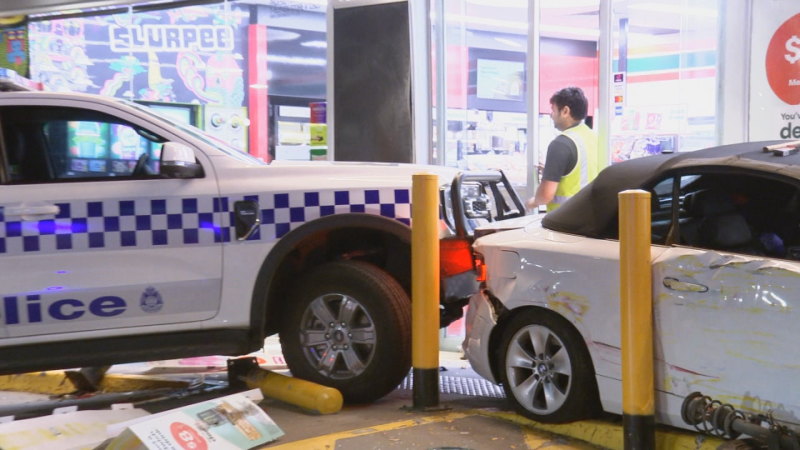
[526,86,599,212]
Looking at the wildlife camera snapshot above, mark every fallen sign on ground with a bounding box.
[103,389,284,449]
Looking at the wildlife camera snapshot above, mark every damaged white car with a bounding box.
[464,141,800,439]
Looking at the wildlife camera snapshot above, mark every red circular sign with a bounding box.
[766,13,800,105]
[169,422,208,450]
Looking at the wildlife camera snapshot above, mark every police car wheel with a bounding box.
[280,260,411,403]
[498,308,600,423]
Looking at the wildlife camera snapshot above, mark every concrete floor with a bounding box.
[0,334,735,450]
[231,348,600,449]
[261,389,600,449]
[0,349,598,449]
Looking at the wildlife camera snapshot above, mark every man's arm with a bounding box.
[525,136,576,211]
[526,180,559,210]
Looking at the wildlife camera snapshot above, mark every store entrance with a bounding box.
[432,0,600,196]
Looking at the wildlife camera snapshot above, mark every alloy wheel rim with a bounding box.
[505,324,572,414]
[299,293,377,379]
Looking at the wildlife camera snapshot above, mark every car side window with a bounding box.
[649,176,675,245]
[659,172,800,260]
[1,106,164,184]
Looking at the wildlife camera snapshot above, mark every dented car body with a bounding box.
[464,141,800,432]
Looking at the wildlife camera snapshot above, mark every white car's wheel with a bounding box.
[280,260,411,403]
[498,309,599,423]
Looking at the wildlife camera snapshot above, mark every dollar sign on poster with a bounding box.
[786,35,800,64]
[767,14,800,104]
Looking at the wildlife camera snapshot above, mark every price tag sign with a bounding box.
[170,422,209,450]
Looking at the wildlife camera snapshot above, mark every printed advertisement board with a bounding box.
[750,2,800,140]
[29,4,248,107]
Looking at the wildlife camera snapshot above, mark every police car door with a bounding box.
[0,100,222,338]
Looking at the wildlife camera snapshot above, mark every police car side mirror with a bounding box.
[160,142,204,178]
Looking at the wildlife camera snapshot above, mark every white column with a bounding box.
[598,0,613,167]
[525,0,540,202]
[409,0,433,165]
[717,0,752,144]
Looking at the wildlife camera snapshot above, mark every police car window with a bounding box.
[45,121,163,180]
[2,106,164,183]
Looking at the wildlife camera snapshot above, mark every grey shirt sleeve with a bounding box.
[541,134,578,182]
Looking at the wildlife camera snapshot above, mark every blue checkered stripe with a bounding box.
[231,188,412,242]
[0,188,412,255]
[0,197,220,255]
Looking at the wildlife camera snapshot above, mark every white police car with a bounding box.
[0,91,521,403]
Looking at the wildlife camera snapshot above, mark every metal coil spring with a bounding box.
[688,393,745,439]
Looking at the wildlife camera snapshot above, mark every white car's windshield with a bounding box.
[126,101,267,166]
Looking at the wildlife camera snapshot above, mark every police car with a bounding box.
[0,91,522,403]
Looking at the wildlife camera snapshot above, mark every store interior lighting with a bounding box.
[626,2,718,18]
[267,54,326,66]
[444,14,528,32]
[269,29,302,41]
[463,0,525,8]
[494,37,523,48]
[465,0,601,8]
[301,40,327,48]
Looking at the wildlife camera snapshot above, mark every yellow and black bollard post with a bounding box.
[411,173,440,409]
[244,368,343,415]
[228,357,343,415]
[618,189,654,450]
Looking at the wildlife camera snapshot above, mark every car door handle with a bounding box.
[4,204,61,219]
[234,200,261,241]
[662,277,708,293]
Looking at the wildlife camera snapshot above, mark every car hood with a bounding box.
[473,214,542,238]
[474,219,587,251]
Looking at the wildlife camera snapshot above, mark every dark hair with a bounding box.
[550,86,588,121]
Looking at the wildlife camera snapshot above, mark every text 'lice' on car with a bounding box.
[0,90,523,403]
[464,140,800,438]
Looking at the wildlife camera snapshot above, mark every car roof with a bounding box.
[542,140,798,237]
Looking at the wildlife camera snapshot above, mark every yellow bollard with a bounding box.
[618,189,654,449]
[411,173,440,409]
[244,369,343,415]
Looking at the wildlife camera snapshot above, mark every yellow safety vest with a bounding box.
[548,122,599,211]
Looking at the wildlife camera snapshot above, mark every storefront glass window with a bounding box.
[609,0,720,162]
[435,0,529,186]
[538,1,600,173]
[432,0,722,195]
[433,0,601,193]
[255,2,327,161]
[28,3,252,152]
[24,0,328,162]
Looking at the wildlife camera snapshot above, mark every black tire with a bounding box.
[498,309,600,423]
[279,260,411,403]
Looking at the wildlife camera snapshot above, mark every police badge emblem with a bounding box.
[140,286,164,313]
